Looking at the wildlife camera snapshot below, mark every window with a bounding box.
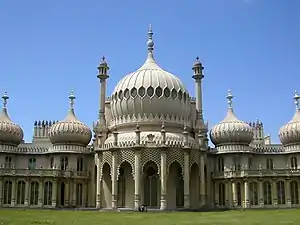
[266,158,273,170]
[4,156,12,168]
[218,157,224,172]
[218,183,225,206]
[28,158,36,170]
[277,181,285,204]
[263,181,272,205]
[248,158,252,170]
[291,181,299,204]
[76,183,83,206]
[30,181,39,205]
[60,156,68,171]
[17,181,26,205]
[249,182,258,205]
[236,183,242,206]
[50,157,54,169]
[3,181,12,204]
[44,181,52,206]
[233,156,241,171]
[77,157,84,172]
[291,157,297,169]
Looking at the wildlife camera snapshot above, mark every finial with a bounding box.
[226,89,233,109]
[293,90,300,110]
[196,56,199,61]
[2,91,9,109]
[68,90,76,110]
[102,56,105,61]
[147,24,154,52]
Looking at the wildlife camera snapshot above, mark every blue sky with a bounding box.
[0,0,299,143]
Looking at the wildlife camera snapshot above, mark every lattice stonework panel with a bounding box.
[190,150,199,170]
[102,151,112,168]
[141,149,161,175]
[167,149,184,174]
[116,149,135,179]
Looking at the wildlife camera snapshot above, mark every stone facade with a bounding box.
[0,26,299,210]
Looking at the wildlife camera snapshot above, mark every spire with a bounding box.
[226,89,234,109]
[65,90,77,121]
[2,91,9,111]
[293,90,300,111]
[147,24,154,53]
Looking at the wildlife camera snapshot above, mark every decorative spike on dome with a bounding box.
[147,24,154,52]
[293,90,300,110]
[226,89,234,109]
[2,91,9,110]
[69,90,76,110]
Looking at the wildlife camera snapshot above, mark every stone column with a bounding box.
[259,180,264,208]
[72,181,77,207]
[0,179,2,206]
[11,180,16,206]
[52,180,57,208]
[134,150,141,210]
[286,179,291,207]
[232,181,237,208]
[111,151,118,209]
[64,182,69,207]
[272,179,278,207]
[38,181,43,207]
[96,153,102,209]
[24,180,29,206]
[160,150,167,210]
[244,180,249,208]
[183,150,190,208]
[97,57,109,125]
[199,154,206,206]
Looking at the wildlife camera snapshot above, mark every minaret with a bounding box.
[97,56,109,125]
[192,57,207,147]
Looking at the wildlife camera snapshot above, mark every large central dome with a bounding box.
[110,26,190,127]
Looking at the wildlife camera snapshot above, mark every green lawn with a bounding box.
[0,209,299,225]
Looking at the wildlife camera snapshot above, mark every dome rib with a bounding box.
[49,91,92,147]
[210,90,253,147]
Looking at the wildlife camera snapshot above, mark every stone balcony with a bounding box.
[213,169,300,179]
[0,168,90,179]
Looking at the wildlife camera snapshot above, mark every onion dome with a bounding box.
[110,25,190,125]
[0,91,23,146]
[210,90,253,146]
[49,91,92,146]
[279,91,300,146]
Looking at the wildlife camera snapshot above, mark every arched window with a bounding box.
[218,183,225,206]
[277,181,285,204]
[17,181,25,205]
[60,156,68,171]
[50,157,54,169]
[291,157,297,169]
[263,181,272,205]
[248,158,252,170]
[4,156,12,169]
[28,158,36,170]
[233,156,241,171]
[3,180,12,204]
[249,182,258,205]
[236,183,242,206]
[44,181,52,206]
[290,181,299,204]
[77,157,84,172]
[218,157,224,172]
[76,183,83,206]
[267,158,273,170]
[30,181,39,205]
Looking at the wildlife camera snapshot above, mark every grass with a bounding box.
[0,209,300,225]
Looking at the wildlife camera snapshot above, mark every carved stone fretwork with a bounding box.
[141,149,161,175]
[100,151,112,180]
[189,150,199,169]
[116,149,135,180]
[167,149,184,175]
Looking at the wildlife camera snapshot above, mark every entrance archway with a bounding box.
[101,162,112,208]
[117,161,134,208]
[167,161,184,209]
[190,163,199,208]
[143,161,159,207]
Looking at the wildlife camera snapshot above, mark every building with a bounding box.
[0,26,299,210]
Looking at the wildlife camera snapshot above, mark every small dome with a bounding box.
[210,90,253,146]
[279,91,300,146]
[0,92,23,146]
[49,91,92,146]
[110,26,190,125]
